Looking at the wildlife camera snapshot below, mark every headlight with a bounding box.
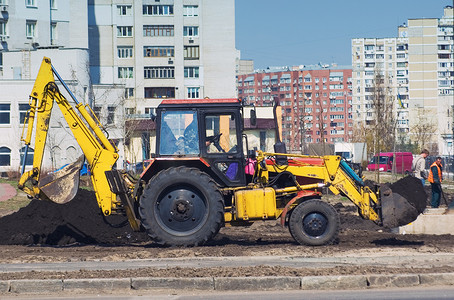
[379,167,384,171]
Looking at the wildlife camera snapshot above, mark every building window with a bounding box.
[187,87,200,98]
[143,46,174,57]
[184,46,199,60]
[20,147,34,166]
[125,107,136,115]
[124,88,134,99]
[183,5,198,17]
[117,5,132,16]
[51,22,57,45]
[143,5,174,16]
[144,66,175,79]
[117,46,133,58]
[26,20,37,38]
[144,87,175,99]
[184,67,199,78]
[0,147,11,166]
[183,26,198,37]
[0,103,10,124]
[117,26,133,37]
[118,67,133,79]
[26,0,36,7]
[107,107,115,125]
[19,103,31,124]
[0,21,6,37]
[143,25,174,37]
[92,106,101,120]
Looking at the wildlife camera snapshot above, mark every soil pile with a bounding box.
[0,189,149,246]
[389,176,427,213]
[381,176,427,228]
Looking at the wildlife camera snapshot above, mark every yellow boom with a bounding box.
[18,57,119,216]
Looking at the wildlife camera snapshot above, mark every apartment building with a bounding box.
[407,5,454,155]
[88,0,236,114]
[351,36,410,135]
[237,65,353,153]
[0,0,238,173]
[352,5,454,155]
[0,0,93,174]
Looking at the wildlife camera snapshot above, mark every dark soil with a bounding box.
[389,176,427,213]
[0,189,386,247]
[0,189,149,246]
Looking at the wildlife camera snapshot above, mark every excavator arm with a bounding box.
[256,151,420,227]
[18,57,121,216]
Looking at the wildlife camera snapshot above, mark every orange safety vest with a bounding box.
[428,161,443,183]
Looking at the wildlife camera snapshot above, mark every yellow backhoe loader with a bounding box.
[18,57,426,246]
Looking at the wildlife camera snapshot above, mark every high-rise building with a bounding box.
[351,36,410,134]
[407,5,454,155]
[237,65,353,153]
[88,0,236,117]
[0,0,238,174]
[0,0,91,175]
[352,5,454,155]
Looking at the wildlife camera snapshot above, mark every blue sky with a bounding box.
[235,0,453,69]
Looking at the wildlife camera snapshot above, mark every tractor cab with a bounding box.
[152,99,247,187]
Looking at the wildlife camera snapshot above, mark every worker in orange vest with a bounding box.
[428,157,443,208]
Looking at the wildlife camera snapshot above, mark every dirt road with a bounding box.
[0,184,453,280]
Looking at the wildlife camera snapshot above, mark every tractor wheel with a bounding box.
[288,199,339,246]
[139,166,224,246]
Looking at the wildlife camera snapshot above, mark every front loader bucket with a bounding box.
[380,176,427,228]
[38,156,84,204]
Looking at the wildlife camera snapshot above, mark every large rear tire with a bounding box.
[139,167,224,246]
[288,199,339,246]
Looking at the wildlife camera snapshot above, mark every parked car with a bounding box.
[367,152,413,174]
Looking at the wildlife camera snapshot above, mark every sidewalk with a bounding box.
[1,255,454,295]
[0,183,16,202]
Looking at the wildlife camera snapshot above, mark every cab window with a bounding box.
[204,114,237,154]
[159,111,199,155]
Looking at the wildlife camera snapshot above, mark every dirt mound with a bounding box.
[0,189,149,246]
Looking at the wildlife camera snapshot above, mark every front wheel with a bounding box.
[139,167,224,246]
[288,199,339,246]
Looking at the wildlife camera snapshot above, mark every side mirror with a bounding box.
[250,109,257,126]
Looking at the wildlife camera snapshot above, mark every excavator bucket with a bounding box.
[380,176,427,228]
[38,156,84,204]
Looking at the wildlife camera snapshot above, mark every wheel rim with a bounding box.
[302,212,328,238]
[155,186,208,236]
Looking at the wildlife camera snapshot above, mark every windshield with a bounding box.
[369,156,389,164]
[335,151,351,160]
[159,111,199,155]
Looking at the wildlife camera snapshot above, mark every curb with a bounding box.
[1,273,453,295]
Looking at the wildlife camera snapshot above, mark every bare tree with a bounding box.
[292,95,310,154]
[315,97,328,155]
[367,69,396,181]
[411,110,437,153]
